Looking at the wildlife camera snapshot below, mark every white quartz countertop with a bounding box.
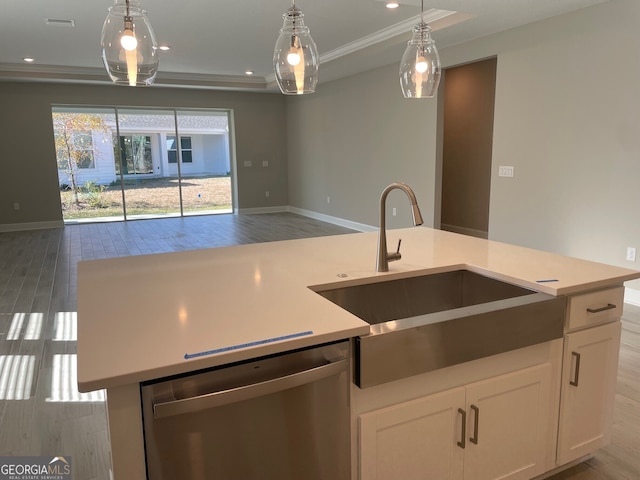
[77,227,640,392]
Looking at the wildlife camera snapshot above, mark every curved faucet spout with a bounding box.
[377,182,424,272]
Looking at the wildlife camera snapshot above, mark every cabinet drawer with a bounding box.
[566,286,624,331]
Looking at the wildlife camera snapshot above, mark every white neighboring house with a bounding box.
[57,113,231,188]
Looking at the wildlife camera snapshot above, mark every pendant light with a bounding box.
[101,0,159,86]
[273,1,319,95]
[399,0,441,98]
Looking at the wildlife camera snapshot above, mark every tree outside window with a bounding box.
[75,133,96,168]
[55,132,95,169]
[52,112,107,205]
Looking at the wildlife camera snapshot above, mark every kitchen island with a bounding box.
[77,227,640,479]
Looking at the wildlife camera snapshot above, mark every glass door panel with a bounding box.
[176,110,233,216]
[52,106,125,222]
[116,109,182,219]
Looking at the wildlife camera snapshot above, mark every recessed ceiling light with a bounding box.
[245,70,254,76]
[386,2,400,9]
[159,45,171,51]
[23,57,35,63]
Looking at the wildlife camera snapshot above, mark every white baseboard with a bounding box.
[287,207,376,232]
[237,206,289,215]
[0,220,64,232]
[625,287,640,307]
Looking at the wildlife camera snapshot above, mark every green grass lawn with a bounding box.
[61,176,232,220]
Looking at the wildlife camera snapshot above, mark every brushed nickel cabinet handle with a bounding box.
[457,408,466,449]
[470,404,479,445]
[570,351,581,387]
[587,303,616,314]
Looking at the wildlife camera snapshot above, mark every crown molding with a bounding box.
[0,63,274,92]
[264,8,455,84]
[320,9,455,64]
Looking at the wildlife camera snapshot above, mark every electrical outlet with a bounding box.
[626,247,636,262]
[392,207,397,216]
[262,161,269,167]
[498,166,515,177]
[13,202,20,211]
[243,160,252,167]
[265,191,270,198]
[326,196,330,204]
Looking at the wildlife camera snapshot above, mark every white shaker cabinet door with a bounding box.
[359,386,466,480]
[557,321,621,465]
[463,363,553,480]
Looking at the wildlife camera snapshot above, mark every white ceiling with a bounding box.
[0,0,609,92]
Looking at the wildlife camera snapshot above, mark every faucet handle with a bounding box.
[387,239,402,263]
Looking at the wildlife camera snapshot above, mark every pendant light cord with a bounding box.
[291,0,298,41]
[124,0,133,27]
[420,0,424,23]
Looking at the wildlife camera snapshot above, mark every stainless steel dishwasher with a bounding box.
[141,340,350,480]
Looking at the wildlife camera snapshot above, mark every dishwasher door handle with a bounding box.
[153,358,347,419]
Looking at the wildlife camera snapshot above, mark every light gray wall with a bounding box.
[286,63,437,230]
[0,82,287,226]
[472,0,640,291]
[286,0,640,289]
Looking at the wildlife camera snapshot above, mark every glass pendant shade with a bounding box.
[273,6,318,95]
[399,22,441,98]
[101,0,159,86]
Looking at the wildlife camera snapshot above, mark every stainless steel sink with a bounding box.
[314,270,566,388]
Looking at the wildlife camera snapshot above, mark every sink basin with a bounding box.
[314,270,566,388]
[316,269,536,325]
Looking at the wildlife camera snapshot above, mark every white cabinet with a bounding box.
[565,286,624,331]
[359,387,465,480]
[464,364,553,480]
[557,321,621,465]
[359,363,553,480]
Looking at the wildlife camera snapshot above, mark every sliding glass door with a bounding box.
[116,109,182,219]
[176,110,232,215]
[52,106,234,223]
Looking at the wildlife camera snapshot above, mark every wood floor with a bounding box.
[0,212,638,480]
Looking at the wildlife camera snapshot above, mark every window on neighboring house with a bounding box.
[167,136,177,164]
[55,131,95,169]
[167,135,193,164]
[180,136,193,163]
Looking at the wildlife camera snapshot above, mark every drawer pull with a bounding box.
[470,404,479,445]
[586,303,616,314]
[570,351,581,387]
[457,408,466,449]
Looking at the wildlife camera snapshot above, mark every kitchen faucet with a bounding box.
[376,182,424,272]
